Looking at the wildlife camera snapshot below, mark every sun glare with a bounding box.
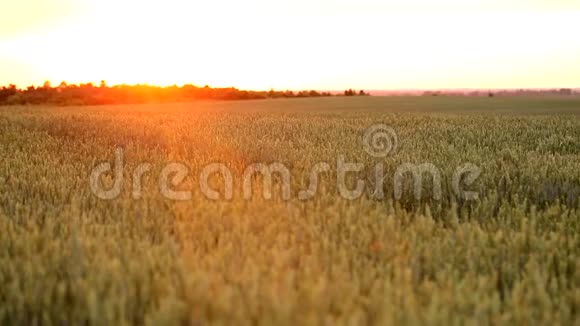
[0,0,579,89]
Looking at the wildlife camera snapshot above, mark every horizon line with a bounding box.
[1,81,579,93]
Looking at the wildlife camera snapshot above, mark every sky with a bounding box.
[1,0,579,90]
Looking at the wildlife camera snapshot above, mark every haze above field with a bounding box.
[1,0,580,90]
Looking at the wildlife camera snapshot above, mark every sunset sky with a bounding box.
[1,0,579,90]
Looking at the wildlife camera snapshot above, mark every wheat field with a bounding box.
[0,97,579,325]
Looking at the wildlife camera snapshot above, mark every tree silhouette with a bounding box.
[0,83,338,106]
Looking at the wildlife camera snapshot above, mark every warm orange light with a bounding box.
[1,0,579,89]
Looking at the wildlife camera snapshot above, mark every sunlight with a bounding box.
[0,0,579,89]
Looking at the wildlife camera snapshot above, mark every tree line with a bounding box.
[0,81,370,106]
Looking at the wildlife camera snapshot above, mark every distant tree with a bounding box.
[297,91,309,98]
[344,89,355,96]
[558,88,572,96]
[0,82,334,106]
[6,93,24,105]
[0,85,18,104]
